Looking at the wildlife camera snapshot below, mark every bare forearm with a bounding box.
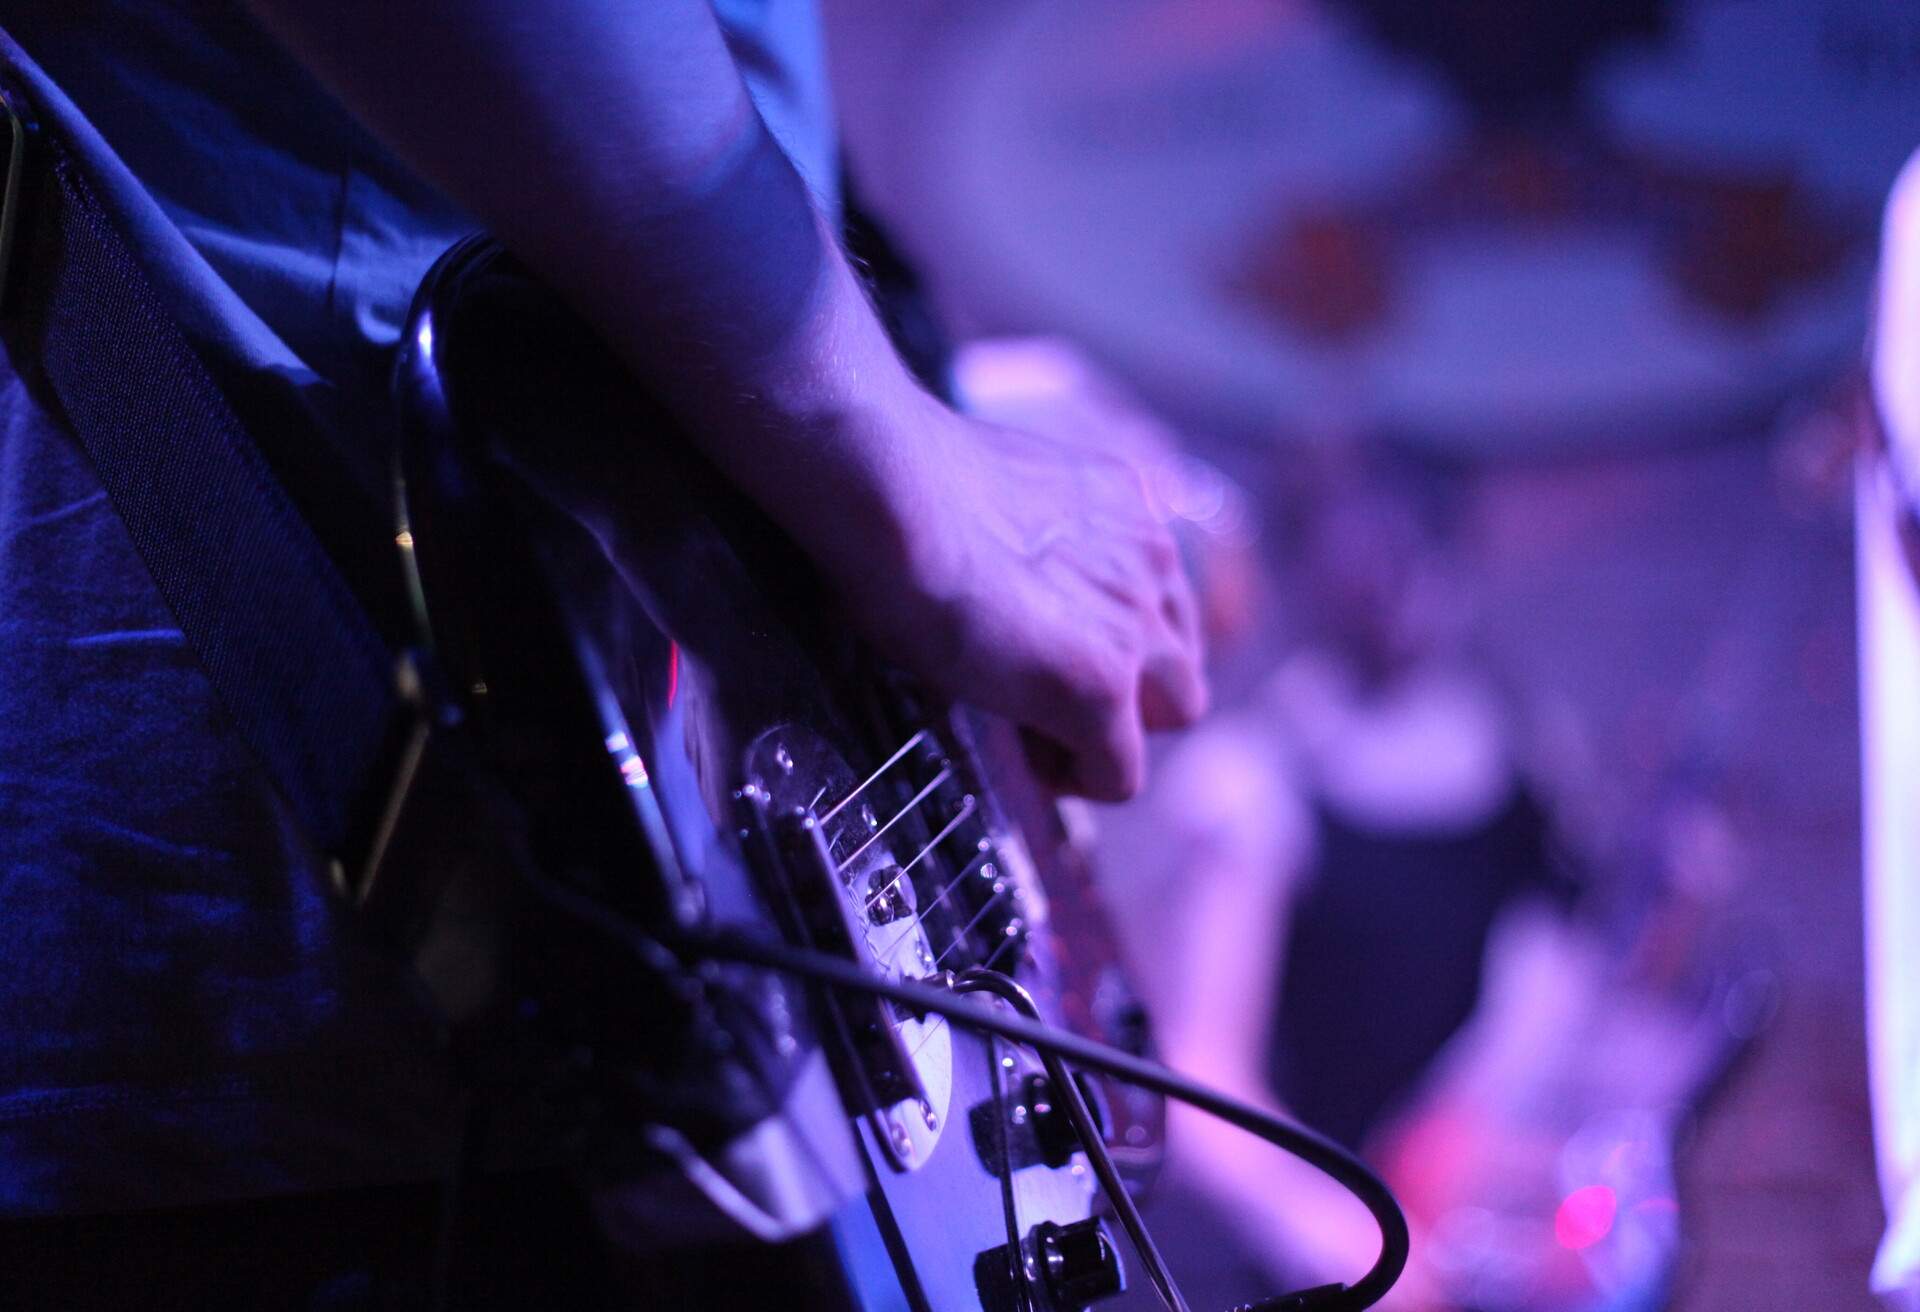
[244,0,1207,799]
[246,0,927,560]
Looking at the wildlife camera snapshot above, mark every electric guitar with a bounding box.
[387,235,1165,1312]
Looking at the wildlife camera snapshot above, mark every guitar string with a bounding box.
[815,728,1023,1063]
[833,765,953,873]
[902,888,1020,1061]
[930,884,1011,975]
[976,922,1023,975]
[920,923,1027,1050]
[861,796,977,913]
[818,729,928,826]
[868,847,992,964]
[857,797,1010,1032]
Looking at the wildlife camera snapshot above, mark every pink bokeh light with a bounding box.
[1554,1184,1618,1251]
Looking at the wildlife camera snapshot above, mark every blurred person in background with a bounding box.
[1100,441,1759,1312]
[1096,443,1567,1307]
[1256,447,1570,1156]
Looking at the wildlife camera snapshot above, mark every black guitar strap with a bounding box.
[0,63,415,887]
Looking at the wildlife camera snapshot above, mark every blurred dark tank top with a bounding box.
[1268,785,1562,1149]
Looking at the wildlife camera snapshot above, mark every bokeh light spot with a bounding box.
[1555,1184,1617,1250]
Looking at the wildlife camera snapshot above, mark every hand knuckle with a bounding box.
[1085,671,1128,720]
[1147,526,1182,573]
[1072,648,1132,715]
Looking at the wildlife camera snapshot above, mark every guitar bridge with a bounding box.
[741,722,1036,1172]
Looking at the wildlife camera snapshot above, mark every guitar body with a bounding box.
[390,237,1161,1312]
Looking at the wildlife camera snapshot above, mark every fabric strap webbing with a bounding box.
[4,98,404,862]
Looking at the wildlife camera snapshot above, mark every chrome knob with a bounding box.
[1036,1218,1126,1310]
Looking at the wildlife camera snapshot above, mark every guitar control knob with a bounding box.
[1022,1072,1108,1169]
[1035,1218,1126,1310]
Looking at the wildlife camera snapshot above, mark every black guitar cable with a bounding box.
[668,927,1411,1312]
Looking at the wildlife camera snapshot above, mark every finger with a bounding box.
[1070,688,1146,801]
[1142,571,1208,731]
[1018,727,1075,794]
[1005,653,1147,803]
[1158,559,1205,665]
[1140,640,1208,731]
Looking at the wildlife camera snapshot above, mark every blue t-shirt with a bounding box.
[0,0,836,1214]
